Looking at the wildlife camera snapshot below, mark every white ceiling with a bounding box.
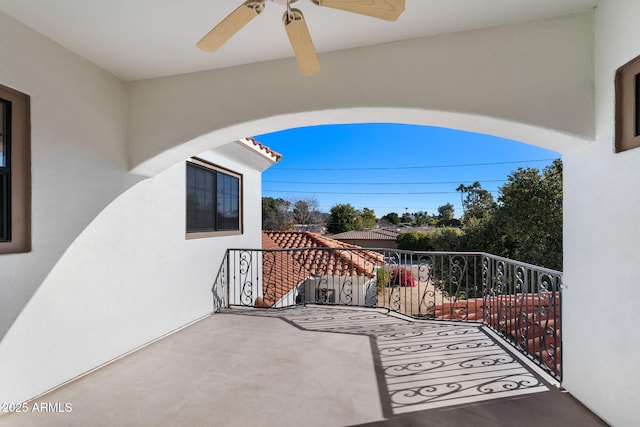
[0,0,597,81]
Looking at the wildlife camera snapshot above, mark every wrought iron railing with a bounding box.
[211,250,229,312]
[214,248,562,380]
[481,255,562,380]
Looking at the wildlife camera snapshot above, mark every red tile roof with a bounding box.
[256,231,384,307]
[257,233,310,307]
[264,231,384,276]
[434,295,561,374]
[246,137,282,162]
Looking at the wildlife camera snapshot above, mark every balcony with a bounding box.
[0,249,604,426]
[0,306,604,426]
[216,248,563,380]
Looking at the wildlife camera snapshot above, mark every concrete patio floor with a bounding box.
[0,306,607,426]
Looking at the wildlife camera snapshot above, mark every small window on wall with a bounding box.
[0,83,30,254]
[186,158,242,238]
[615,54,640,152]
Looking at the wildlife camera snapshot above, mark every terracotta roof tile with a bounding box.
[257,233,309,307]
[433,294,561,373]
[258,231,385,307]
[246,137,282,162]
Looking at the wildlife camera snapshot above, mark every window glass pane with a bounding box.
[635,73,640,136]
[0,101,5,168]
[0,100,7,240]
[186,160,241,235]
[0,84,30,253]
[186,163,215,232]
[217,172,239,231]
[0,174,6,241]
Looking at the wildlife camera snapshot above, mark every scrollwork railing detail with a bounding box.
[219,247,562,380]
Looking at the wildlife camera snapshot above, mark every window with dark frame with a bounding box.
[0,83,30,254]
[615,54,640,152]
[635,73,640,137]
[186,160,241,235]
[0,99,9,241]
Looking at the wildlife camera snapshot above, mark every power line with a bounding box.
[268,158,558,171]
[263,179,507,185]
[317,206,454,211]
[263,189,499,195]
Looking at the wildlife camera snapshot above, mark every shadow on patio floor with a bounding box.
[240,305,608,427]
[0,305,607,426]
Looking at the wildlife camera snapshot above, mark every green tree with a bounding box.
[327,203,361,234]
[381,212,400,225]
[360,207,378,229]
[435,203,461,227]
[413,211,430,226]
[459,159,563,270]
[262,197,291,230]
[292,197,319,229]
[437,203,455,221]
[292,200,310,225]
[456,181,496,225]
[459,215,499,254]
[430,227,462,251]
[492,159,563,269]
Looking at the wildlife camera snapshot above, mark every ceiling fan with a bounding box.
[197,0,406,76]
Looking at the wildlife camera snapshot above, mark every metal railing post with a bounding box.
[226,249,230,309]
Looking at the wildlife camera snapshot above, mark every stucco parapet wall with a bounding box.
[127,11,594,176]
[193,139,279,173]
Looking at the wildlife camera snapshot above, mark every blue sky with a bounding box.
[254,123,560,218]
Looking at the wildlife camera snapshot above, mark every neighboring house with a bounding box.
[257,231,384,307]
[329,229,401,249]
[292,223,326,234]
[0,2,639,425]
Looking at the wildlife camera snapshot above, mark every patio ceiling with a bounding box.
[0,0,597,81]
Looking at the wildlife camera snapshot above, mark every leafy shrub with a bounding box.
[430,227,462,252]
[397,231,431,251]
[390,267,416,287]
[376,268,390,294]
[437,218,462,228]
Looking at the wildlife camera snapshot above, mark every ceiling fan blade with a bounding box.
[283,9,320,76]
[197,1,265,52]
[311,0,405,22]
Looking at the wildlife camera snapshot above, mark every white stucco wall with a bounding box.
[562,1,640,425]
[0,12,266,404]
[0,11,133,342]
[4,4,638,422]
[0,147,265,404]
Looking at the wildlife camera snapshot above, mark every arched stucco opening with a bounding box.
[126,11,593,176]
[0,9,599,412]
[131,108,591,177]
